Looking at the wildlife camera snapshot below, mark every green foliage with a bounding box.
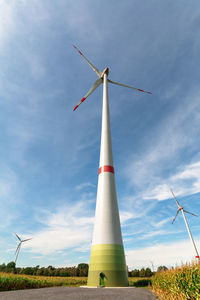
[157,265,168,272]
[129,267,153,277]
[6,262,16,269]
[152,262,200,300]
[133,279,152,287]
[0,263,6,271]
[139,267,146,277]
[0,262,88,277]
[77,263,88,277]
[5,262,16,274]
[131,269,140,277]
[145,268,152,277]
[128,277,152,287]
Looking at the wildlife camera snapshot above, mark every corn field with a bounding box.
[151,262,200,299]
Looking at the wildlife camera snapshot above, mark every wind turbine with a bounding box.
[73,45,151,111]
[14,233,32,264]
[171,189,199,262]
[73,45,152,287]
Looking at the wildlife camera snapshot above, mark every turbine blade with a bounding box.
[108,79,152,94]
[14,233,22,241]
[183,210,198,217]
[73,45,101,77]
[172,209,181,224]
[22,238,32,242]
[73,78,102,111]
[170,189,181,208]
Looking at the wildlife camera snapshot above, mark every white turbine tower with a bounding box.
[14,233,32,264]
[73,45,152,287]
[171,189,199,262]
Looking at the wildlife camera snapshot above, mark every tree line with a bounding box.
[0,262,168,277]
[128,266,168,277]
[0,262,89,277]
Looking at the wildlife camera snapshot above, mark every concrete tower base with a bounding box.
[87,244,128,287]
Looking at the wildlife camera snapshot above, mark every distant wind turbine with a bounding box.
[14,233,32,264]
[171,189,199,261]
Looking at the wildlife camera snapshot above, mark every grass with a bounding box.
[0,272,87,292]
[151,262,200,300]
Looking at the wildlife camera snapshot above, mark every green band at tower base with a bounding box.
[87,244,129,287]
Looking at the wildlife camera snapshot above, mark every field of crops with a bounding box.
[152,262,200,299]
[0,272,87,291]
[0,273,152,291]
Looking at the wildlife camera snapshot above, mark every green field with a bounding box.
[0,273,87,291]
[151,262,200,299]
[0,273,152,291]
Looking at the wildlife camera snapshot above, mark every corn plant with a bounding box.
[152,262,200,299]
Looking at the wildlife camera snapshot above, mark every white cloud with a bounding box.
[143,161,200,201]
[126,239,200,270]
[151,217,171,228]
[23,201,94,255]
[0,1,16,53]
[125,88,200,191]
[138,230,168,240]
[75,182,95,191]
[0,167,22,229]
[120,211,136,224]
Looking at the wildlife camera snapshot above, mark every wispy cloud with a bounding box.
[0,167,22,229]
[125,87,200,202]
[0,1,16,53]
[24,201,94,255]
[143,161,200,201]
[126,239,200,269]
[151,217,171,228]
[75,182,95,191]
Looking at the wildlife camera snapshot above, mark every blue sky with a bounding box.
[0,0,200,270]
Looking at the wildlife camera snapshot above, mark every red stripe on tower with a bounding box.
[99,165,114,174]
[81,97,86,102]
[196,256,199,258]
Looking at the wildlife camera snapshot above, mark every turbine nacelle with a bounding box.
[101,67,109,78]
[171,189,198,223]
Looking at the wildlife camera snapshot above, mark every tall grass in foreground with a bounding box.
[152,262,200,299]
[0,273,87,291]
